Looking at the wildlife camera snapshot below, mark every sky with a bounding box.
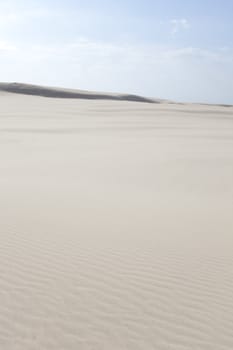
[0,0,233,103]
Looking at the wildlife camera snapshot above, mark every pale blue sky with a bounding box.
[0,0,233,103]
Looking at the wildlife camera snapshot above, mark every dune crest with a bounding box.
[0,82,157,103]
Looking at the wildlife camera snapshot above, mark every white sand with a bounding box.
[0,89,233,349]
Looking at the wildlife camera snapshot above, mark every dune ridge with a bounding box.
[0,82,157,103]
[0,82,232,107]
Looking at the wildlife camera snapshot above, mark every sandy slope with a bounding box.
[0,91,233,349]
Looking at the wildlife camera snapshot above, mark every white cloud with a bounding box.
[162,47,233,63]
[170,19,190,35]
[0,8,58,27]
[0,40,17,51]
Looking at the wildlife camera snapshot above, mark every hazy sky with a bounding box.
[0,0,233,103]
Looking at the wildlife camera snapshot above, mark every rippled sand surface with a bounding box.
[0,93,233,349]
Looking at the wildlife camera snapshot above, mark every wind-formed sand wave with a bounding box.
[0,92,233,349]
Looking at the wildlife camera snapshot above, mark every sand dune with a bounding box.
[0,91,233,349]
[0,82,156,103]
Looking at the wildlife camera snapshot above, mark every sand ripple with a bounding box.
[0,94,233,349]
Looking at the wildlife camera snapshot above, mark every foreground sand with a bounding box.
[0,91,233,349]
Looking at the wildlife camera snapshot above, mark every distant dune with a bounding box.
[0,82,158,103]
[0,82,232,107]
